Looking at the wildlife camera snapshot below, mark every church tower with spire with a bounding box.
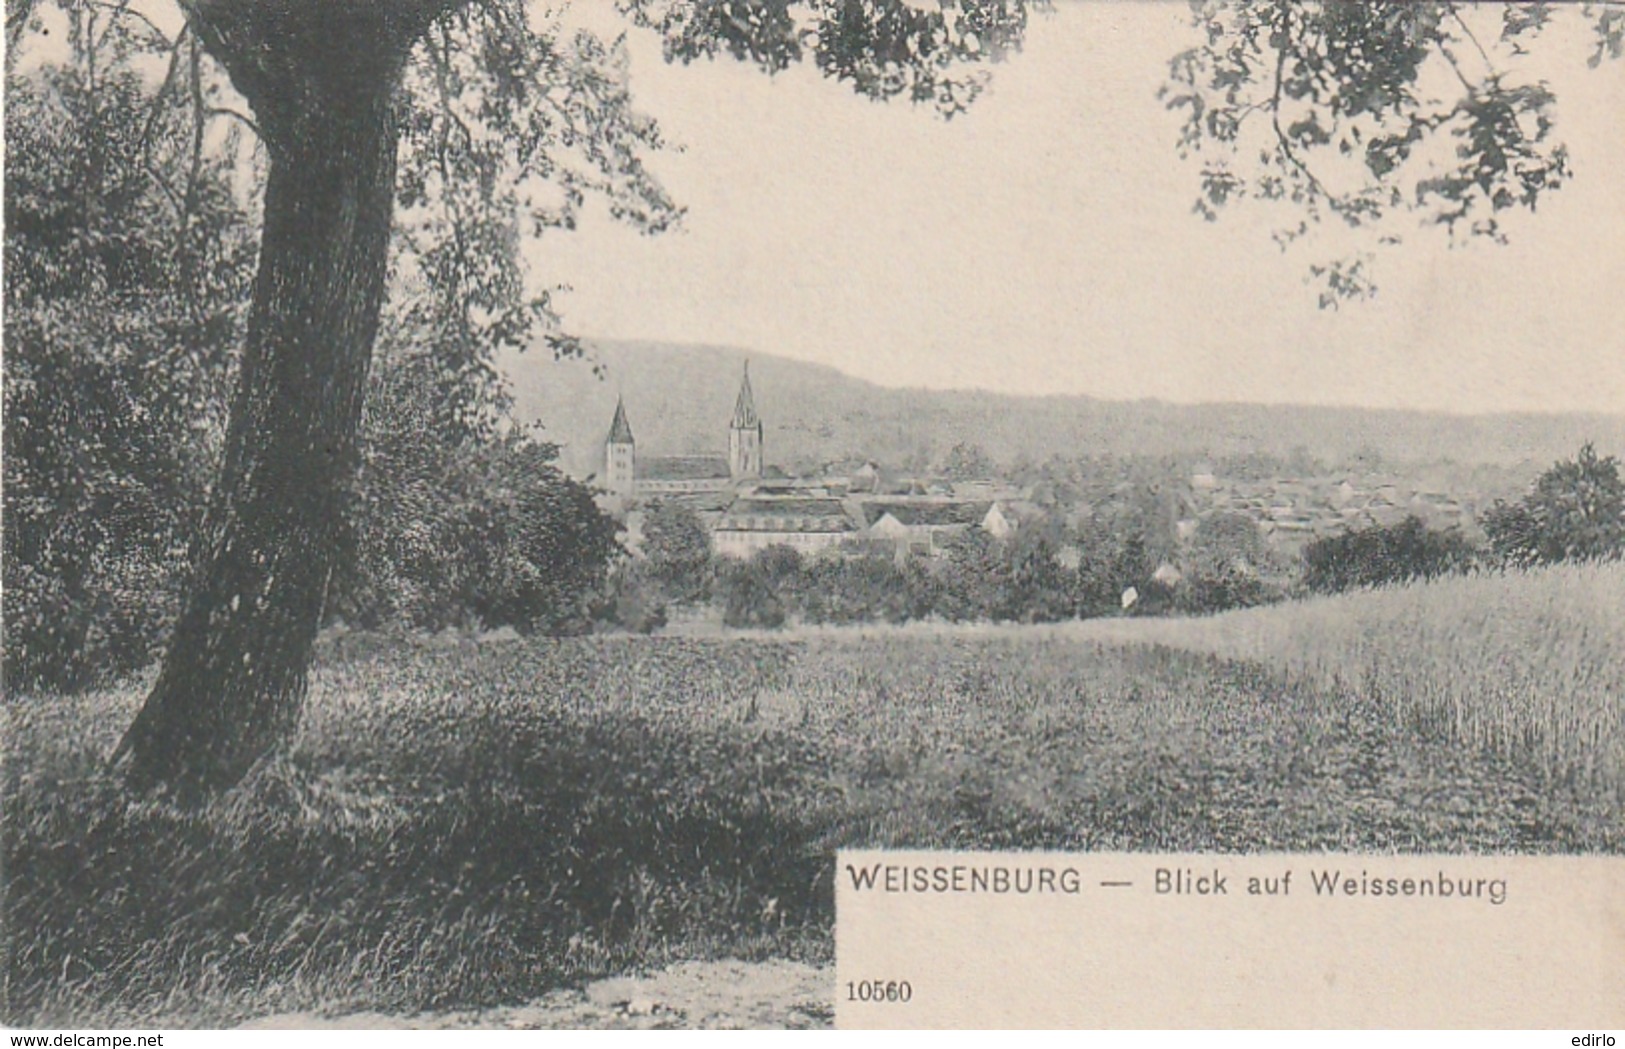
[605,395,636,497]
[728,361,763,481]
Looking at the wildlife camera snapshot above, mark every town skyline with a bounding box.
[502,339,1625,499]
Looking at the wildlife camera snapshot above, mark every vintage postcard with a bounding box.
[3,0,1622,1035]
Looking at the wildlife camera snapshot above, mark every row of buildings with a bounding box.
[598,365,1017,560]
[1187,468,1475,549]
[595,365,1489,566]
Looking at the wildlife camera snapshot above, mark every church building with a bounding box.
[603,362,764,502]
[601,359,1019,561]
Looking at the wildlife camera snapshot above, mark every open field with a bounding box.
[6,563,1622,1025]
[1068,560,1625,797]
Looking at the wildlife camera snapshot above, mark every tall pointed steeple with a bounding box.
[607,394,635,445]
[605,395,636,497]
[727,360,763,481]
[731,360,760,430]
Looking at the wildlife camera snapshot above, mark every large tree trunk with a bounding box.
[115,5,433,795]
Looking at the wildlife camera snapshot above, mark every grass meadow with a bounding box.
[4,562,1622,1025]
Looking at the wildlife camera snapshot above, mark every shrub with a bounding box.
[1484,443,1625,568]
[597,561,668,634]
[799,554,921,625]
[1301,515,1479,594]
[1126,576,1178,616]
[1175,563,1274,615]
[1075,528,1156,619]
[330,343,622,636]
[469,458,623,635]
[932,529,1008,622]
[753,544,806,606]
[1003,530,1076,623]
[1481,500,1543,570]
[717,559,786,629]
[344,456,616,634]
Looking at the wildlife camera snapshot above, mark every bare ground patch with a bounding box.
[240,959,832,1030]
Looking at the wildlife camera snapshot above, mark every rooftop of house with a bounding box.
[861,500,994,528]
[716,497,860,533]
[647,491,736,514]
[638,455,732,482]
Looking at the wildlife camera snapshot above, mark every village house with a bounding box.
[861,500,1014,559]
[711,496,864,558]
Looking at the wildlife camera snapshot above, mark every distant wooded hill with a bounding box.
[500,339,1625,482]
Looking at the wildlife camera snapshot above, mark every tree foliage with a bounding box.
[922,526,1074,623]
[390,7,682,434]
[1001,525,1074,623]
[336,337,621,635]
[937,440,996,481]
[1163,0,1620,306]
[640,501,716,604]
[3,9,257,691]
[596,559,669,634]
[1074,519,1153,618]
[1176,511,1278,613]
[798,551,925,625]
[1483,443,1625,567]
[625,0,1032,117]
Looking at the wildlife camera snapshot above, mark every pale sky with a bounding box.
[15,2,1619,415]
[540,2,1625,416]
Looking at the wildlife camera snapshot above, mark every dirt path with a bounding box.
[239,960,834,1030]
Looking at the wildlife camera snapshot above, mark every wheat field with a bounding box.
[1069,560,1625,797]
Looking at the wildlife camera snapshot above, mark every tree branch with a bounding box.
[143,159,186,216]
[1435,40,1480,94]
[1445,2,1496,72]
[176,0,471,142]
[182,32,205,227]
[1269,2,1328,203]
[136,27,189,163]
[87,0,173,47]
[205,105,262,140]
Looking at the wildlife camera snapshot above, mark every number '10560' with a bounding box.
[846,980,912,1003]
